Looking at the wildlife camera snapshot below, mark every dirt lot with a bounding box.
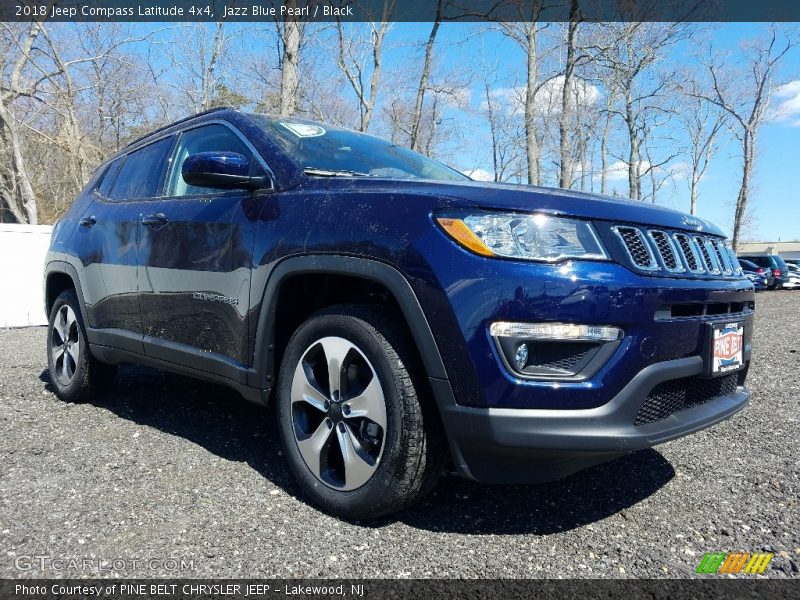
[1,291,798,578]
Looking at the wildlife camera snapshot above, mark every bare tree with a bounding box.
[676,75,727,215]
[277,0,305,116]
[595,67,621,194]
[638,115,680,204]
[496,1,548,185]
[409,0,444,151]
[0,18,49,224]
[692,26,798,248]
[482,77,501,182]
[335,0,396,131]
[166,23,234,113]
[558,0,580,188]
[595,22,689,199]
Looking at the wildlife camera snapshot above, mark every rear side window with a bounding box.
[96,158,123,197]
[738,259,758,271]
[109,137,174,201]
[742,256,768,268]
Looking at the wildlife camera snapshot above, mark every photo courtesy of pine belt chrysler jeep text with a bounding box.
[43,108,753,519]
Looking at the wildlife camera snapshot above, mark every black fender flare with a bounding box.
[43,260,89,323]
[249,254,449,390]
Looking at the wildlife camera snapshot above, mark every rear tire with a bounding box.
[47,289,116,402]
[276,304,445,519]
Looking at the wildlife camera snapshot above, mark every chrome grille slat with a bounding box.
[648,230,684,272]
[694,236,721,274]
[726,244,743,274]
[712,239,733,275]
[673,233,704,273]
[612,226,658,270]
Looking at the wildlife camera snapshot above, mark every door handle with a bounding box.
[141,213,169,228]
[79,215,96,228]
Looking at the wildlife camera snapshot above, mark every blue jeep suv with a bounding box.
[43,108,753,518]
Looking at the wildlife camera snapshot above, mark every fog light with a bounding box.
[489,321,623,342]
[514,343,528,370]
[489,320,624,381]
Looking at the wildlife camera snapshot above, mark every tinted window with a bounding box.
[109,137,174,200]
[738,259,759,271]
[166,124,263,197]
[739,256,769,268]
[773,255,788,271]
[249,114,469,182]
[96,158,123,197]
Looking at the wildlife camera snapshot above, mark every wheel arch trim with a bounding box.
[43,261,88,324]
[251,254,449,390]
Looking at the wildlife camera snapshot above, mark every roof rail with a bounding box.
[122,106,234,151]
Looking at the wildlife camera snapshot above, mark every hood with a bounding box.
[325,178,726,238]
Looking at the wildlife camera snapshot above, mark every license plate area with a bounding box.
[707,321,745,377]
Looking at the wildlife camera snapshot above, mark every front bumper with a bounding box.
[432,355,750,484]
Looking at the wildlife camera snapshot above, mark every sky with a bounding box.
[113,20,800,241]
[379,22,800,242]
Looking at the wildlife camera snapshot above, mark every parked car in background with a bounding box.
[737,254,789,289]
[737,258,774,289]
[42,108,755,519]
[743,271,769,291]
[784,263,800,289]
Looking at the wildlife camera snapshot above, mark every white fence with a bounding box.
[0,224,53,328]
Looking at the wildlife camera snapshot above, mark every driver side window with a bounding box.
[166,124,264,197]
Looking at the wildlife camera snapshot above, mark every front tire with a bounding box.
[47,289,116,402]
[276,305,445,519]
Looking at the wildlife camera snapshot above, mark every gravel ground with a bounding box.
[1,291,798,579]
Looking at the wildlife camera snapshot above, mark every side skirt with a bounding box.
[89,342,269,406]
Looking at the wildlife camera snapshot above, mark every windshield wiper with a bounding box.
[304,167,370,177]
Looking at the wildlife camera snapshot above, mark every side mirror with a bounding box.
[182,152,270,190]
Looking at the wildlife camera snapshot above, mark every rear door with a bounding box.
[137,122,270,373]
[70,138,174,353]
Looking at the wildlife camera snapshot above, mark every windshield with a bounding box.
[249,114,469,182]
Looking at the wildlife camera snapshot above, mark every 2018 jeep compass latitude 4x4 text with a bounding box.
[43,108,753,519]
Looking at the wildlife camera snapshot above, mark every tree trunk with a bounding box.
[409,1,442,152]
[362,23,388,132]
[0,99,38,224]
[625,86,641,200]
[280,14,302,116]
[558,0,579,188]
[524,26,539,185]
[689,165,700,215]
[201,21,225,111]
[0,18,43,225]
[731,129,754,250]
[600,111,611,194]
[484,82,500,182]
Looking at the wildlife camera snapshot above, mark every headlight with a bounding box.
[436,213,608,262]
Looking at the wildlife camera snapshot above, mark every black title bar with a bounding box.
[2,0,800,22]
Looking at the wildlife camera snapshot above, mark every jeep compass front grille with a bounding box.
[611,226,742,279]
[635,373,739,426]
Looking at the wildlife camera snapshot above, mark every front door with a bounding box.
[137,123,268,373]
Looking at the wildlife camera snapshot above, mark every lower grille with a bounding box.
[635,373,739,426]
[526,341,595,372]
